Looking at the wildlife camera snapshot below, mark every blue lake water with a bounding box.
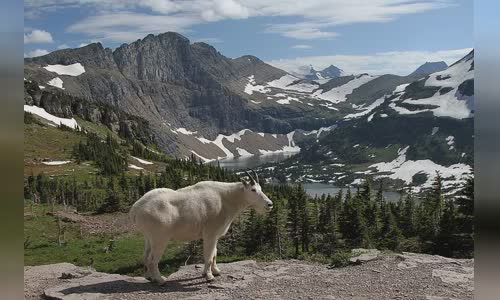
[211,152,296,170]
[211,154,402,202]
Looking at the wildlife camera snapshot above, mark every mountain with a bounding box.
[409,61,448,77]
[24,33,337,159]
[260,51,474,194]
[22,32,401,161]
[23,30,473,183]
[302,64,344,80]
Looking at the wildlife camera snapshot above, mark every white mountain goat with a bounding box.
[129,170,272,284]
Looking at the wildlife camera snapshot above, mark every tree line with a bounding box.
[216,173,473,261]
[24,165,473,260]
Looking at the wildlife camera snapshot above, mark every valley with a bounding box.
[23,32,473,194]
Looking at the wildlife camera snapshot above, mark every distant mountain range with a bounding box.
[298,64,345,81]
[259,51,474,194]
[23,31,473,191]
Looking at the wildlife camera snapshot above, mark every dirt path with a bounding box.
[52,210,135,236]
[25,251,473,300]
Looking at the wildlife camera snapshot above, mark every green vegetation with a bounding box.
[24,204,188,276]
[73,133,128,175]
[23,108,474,277]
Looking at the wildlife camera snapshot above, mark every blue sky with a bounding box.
[24,0,473,75]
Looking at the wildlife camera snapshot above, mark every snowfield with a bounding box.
[43,63,85,76]
[173,127,302,161]
[344,97,385,120]
[312,74,377,103]
[244,75,270,95]
[24,105,80,129]
[395,54,474,119]
[368,146,472,192]
[47,77,65,89]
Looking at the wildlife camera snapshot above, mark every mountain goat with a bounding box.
[129,170,272,284]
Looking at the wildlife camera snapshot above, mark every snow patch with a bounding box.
[431,127,439,136]
[244,75,270,95]
[24,105,80,129]
[344,97,385,120]
[47,77,64,89]
[131,156,153,165]
[369,146,471,191]
[43,63,85,76]
[236,147,253,157]
[171,128,197,135]
[42,160,71,166]
[128,164,144,170]
[312,74,377,103]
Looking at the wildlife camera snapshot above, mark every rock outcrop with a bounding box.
[25,252,473,300]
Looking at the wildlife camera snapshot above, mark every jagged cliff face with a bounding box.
[24,33,338,157]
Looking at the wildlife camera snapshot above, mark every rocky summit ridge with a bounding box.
[25,250,473,300]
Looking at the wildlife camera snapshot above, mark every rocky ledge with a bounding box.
[25,251,473,300]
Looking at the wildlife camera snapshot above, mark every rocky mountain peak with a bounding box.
[321,64,344,78]
[409,61,448,77]
[25,42,116,69]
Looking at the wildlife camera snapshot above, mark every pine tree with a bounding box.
[418,172,444,251]
[399,193,416,237]
[339,189,367,248]
[378,205,403,251]
[98,177,122,213]
[454,177,474,257]
[435,199,458,256]
[288,190,300,257]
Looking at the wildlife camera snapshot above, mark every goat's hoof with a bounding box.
[205,273,215,281]
[152,277,166,285]
[212,268,220,276]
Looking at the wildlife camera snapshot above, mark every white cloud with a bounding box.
[24,29,53,44]
[25,0,455,43]
[57,44,70,49]
[268,48,473,76]
[193,37,222,44]
[266,22,338,40]
[24,49,50,58]
[291,44,312,49]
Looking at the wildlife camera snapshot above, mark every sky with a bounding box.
[24,0,473,75]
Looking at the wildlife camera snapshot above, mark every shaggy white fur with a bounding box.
[130,175,272,284]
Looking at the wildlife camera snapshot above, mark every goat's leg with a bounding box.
[202,237,217,281]
[211,244,221,276]
[148,237,168,285]
[143,236,153,280]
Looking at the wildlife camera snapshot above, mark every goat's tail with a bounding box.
[129,204,138,226]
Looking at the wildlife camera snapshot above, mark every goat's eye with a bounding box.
[251,189,256,192]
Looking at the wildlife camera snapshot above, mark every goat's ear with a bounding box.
[240,178,249,188]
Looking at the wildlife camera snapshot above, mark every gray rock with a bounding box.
[350,248,381,264]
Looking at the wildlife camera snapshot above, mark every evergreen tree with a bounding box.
[98,177,122,213]
[378,205,403,251]
[454,177,474,257]
[435,199,458,256]
[399,193,416,237]
[339,189,367,248]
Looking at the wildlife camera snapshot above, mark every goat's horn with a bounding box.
[245,171,256,184]
[251,169,259,183]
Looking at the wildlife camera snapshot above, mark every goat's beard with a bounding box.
[253,204,269,215]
